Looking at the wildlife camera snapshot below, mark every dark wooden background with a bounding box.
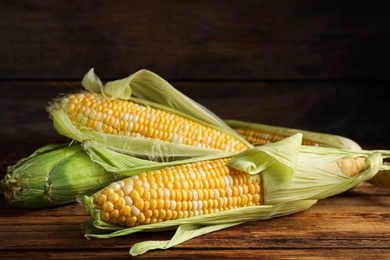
[1,0,389,145]
[1,1,390,259]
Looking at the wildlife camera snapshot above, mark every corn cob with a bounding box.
[58,92,248,153]
[225,119,362,151]
[88,155,368,229]
[92,158,263,227]
[0,143,121,208]
[83,134,379,230]
[48,69,250,160]
[82,134,386,256]
[233,127,326,147]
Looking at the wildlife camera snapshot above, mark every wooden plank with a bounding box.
[1,188,390,257]
[0,1,389,80]
[2,215,389,250]
[0,249,390,260]
[1,249,390,259]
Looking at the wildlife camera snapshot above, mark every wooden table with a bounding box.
[1,137,390,259]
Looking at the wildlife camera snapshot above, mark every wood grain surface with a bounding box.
[1,1,389,80]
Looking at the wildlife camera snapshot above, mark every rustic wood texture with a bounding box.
[1,1,390,259]
[1,1,389,80]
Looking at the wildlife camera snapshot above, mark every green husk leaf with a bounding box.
[129,199,316,256]
[225,119,362,151]
[225,119,390,190]
[367,167,390,188]
[361,151,390,189]
[227,133,302,195]
[265,146,385,204]
[82,139,236,175]
[82,199,317,256]
[1,143,121,208]
[81,68,105,95]
[129,222,244,256]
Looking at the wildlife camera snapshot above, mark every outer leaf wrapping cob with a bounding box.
[226,119,390,189]
[367,164,390,188]
[79,134,387,256]
[0,143,121,208]
[225,119,362,151]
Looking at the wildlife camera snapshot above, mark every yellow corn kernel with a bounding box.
[93,158,263,227]
[62,92,248,152]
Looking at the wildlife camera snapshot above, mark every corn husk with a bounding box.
[0,143,121,208]
[225,119,362,150]
[48,69,250,161]
[79,133,386,256]
[366,160,390,188]
[85,200,317,256]
[81,139,235,176]
[228,145,384,204]
[225,119,390,190]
